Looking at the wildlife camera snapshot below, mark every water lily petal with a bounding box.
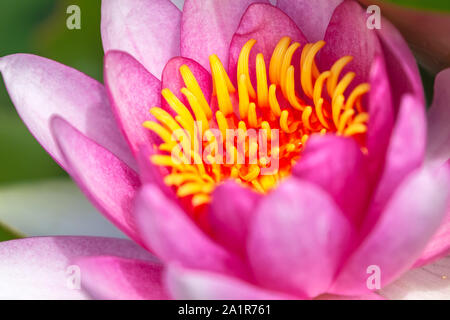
[181,0,268,72]
[76,255,168,299]
[0,179,125,238]
[209,181,261,256]
[292,135,370,224]
[166,265,296,299]
[380,256,450,300]
[137,145,174,199]
[277,0,342,42]
[320,0,382,86]
[135,184,247,278]
[365,94,426,228]
[161,57,212,112]
[366,56,394,178]
[51,117,142,245]
[0,236,151,299]
[0,54,134,171]
[101,0,181,79]
[104,50,161,156]
[229,3,307,85]
[376,15,425,108]
[415,207,450,267]
[247,178,354,298]
[426,68,450,166]
[331,167,450,295]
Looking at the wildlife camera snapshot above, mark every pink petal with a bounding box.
[135,184,248,278]
[101,0,181,79]
[365,94,426,227]
[0,236,152,299]
[292,135,370,224]
[104,50,161,156]
[181,0,268,72]
[208,181,261,256]
[228,3,307,85]
[247,178,354,298]
[426,68,450,166]
[331,167,450,295]
[277,0,343,42]
[0,54,134,171]
[320,0,382,86]
[75,256,168,299]
[415,201,450,267]
[166,265,296,300]
[366,56,394,178]
[137,145,174,200]
[161,56,212,112]
[51,117,142,245]
[376,15,425,108]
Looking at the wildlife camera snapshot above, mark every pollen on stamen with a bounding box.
[143,37,370,210]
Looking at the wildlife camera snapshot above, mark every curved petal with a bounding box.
[0,54,134,171]
[376,15,424,108]
[75,255,168,299]
[380,256,450,300]
[366,56,394,178]
[137,145,174,199]
[277,0,342,42]
[320,0,382,86]
[415,206,450,267]
[0,179,125,238]
[166,265,296,300]
[228,3,307,85]
[209,181,261,256]
[247,178,354,298]
[364,94,426,228]
[104,50,161,155]
[161,56,212,111]
[181,0,268,72]
[101,0,181,79]
[51,117,142,245]
[0,236,152,299]
[292,135,370,224]
[331,167,450,295]
[426,68,450,166]
[135,184,248,278]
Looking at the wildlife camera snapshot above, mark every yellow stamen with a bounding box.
[143,37,370,209]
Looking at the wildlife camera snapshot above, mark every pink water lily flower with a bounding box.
[1,0,450,300]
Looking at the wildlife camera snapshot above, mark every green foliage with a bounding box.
[0,221,22,242]
[387,0,450,12]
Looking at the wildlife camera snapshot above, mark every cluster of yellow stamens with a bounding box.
[143,37,370,209]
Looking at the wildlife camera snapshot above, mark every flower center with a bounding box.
[143,37,370,209]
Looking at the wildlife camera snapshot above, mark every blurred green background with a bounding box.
[0,0,446,241]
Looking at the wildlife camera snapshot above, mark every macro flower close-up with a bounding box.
[0,0,449,301]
